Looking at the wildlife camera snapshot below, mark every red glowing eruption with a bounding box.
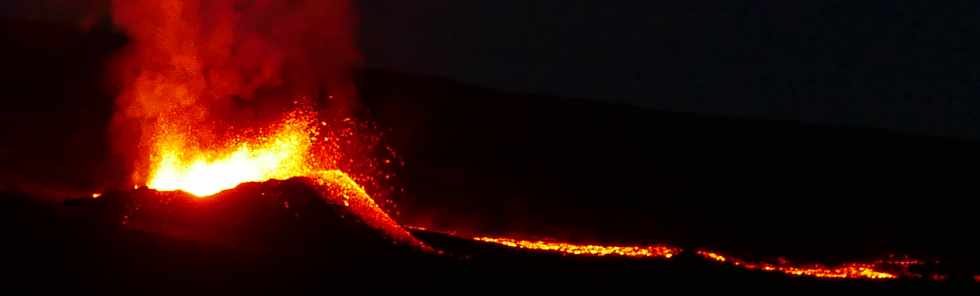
[104,1,954,282]
[107,0,419,245]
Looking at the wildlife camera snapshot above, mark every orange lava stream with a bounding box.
[473,236,680,258]
[460,233,910,280]
[695,250,899,280]
[307,170,430,250]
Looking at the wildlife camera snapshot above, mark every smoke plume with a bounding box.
[109,0,361,183]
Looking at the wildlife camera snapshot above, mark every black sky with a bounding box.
[4,1,980,139]
[358,1,980,139]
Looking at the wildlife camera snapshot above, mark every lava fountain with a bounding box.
[145,110,317,197]
[110,0,367,200]
[106,0,425,247]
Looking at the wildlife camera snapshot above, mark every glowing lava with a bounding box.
[146,112,316,197]
[421,229,918,280]
[308,170,431,251]
[141,109,429,250]
[474,236,680,258]
[695,250,900,280]
[107,0,426,250]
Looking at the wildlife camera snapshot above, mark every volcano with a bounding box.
[2,0,979,292]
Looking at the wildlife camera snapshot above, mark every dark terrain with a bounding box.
[1,18,978,291]
[0,184,969,293]
[360,69,979,270]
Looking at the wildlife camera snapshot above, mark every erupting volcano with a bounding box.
[8,0,952,286]
[103,0,430,247]
[5,0,980,292]
[110,0,356,195]
[110,0,362,191]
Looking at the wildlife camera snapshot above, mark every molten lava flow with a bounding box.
[695,250,902,280]
[474,236,680,258]
[308,170,430,251]
[146,112,316,197]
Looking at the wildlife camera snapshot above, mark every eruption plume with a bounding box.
[104,0,427,247]
[109,0,361,184]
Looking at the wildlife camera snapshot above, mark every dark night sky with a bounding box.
[358,1,980,139]
[5,1,980,139]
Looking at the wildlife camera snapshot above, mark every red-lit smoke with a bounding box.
[109,0,361,184]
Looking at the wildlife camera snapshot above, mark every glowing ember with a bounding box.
[146,112,316,197]
[695,250,899,280]
[473,236,679,258]
[91,193,102,199]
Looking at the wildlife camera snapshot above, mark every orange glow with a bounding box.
[696,250,898,280]
[91,192,102,199]
[104,0,947,273]
[699,250,727,262]
[146,112,316,197]
[108,0,426,250]
[137,107,428,249]
[309,170,429,250]
[473,236,680,258]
